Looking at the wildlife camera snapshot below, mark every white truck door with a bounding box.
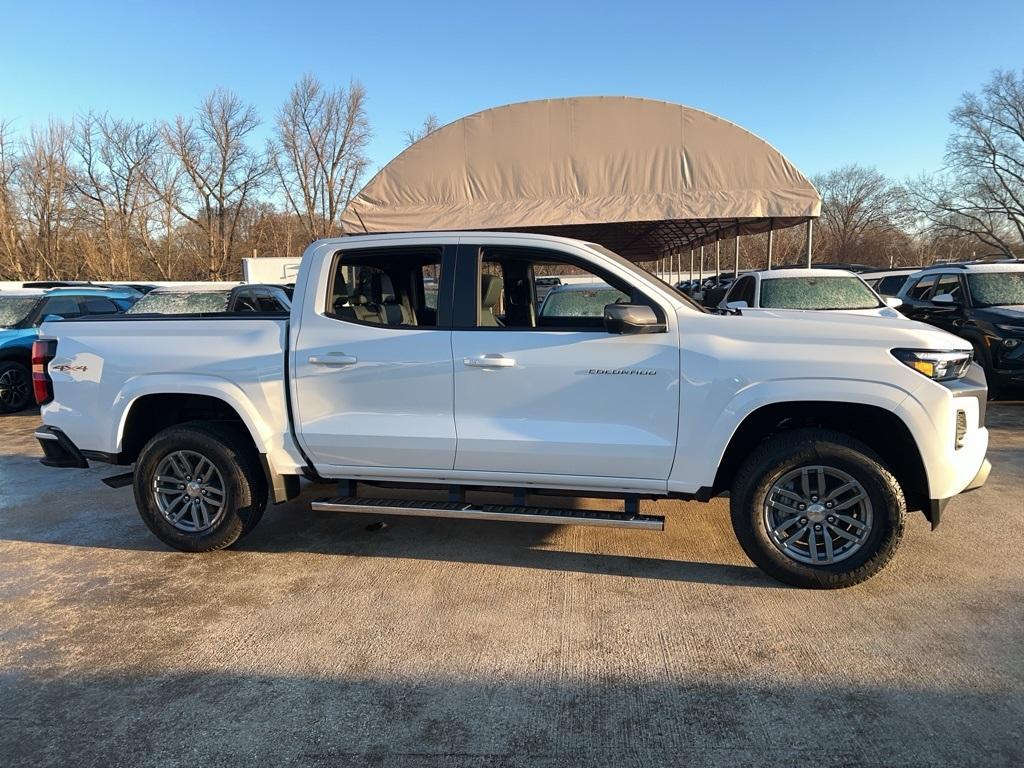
[292,244,457,471]
[450,243,680,482]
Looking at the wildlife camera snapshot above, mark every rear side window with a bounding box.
[326,247,445,328]
[82,297,120,315]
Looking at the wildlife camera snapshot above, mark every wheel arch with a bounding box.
[711,400,930,515]
[114,378,298,503]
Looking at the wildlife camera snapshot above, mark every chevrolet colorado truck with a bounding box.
[33,232,991,588]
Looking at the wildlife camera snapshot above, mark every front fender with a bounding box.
[669,376,919,494]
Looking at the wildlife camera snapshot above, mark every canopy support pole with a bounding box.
[689,249,694,282]
[715,240,721,280]
[734,235,740,277]
[699,246,704,284]
[766,219,774,270]
[805,219,814,268]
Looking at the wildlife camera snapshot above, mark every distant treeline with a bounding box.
[1,71,1021,281]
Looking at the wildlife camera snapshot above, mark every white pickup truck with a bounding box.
[33,232,991,588]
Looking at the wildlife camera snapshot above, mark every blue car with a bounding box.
[0,286,139,413]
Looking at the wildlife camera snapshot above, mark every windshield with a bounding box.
[540,287,628,318]
[0,296,41,328]
[127,291,231,315]
[967,272,1024,307]
[759,276,881,310]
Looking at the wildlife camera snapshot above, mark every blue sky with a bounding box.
[1,0,1021,180]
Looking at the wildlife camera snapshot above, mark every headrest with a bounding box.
[331,270,349,302]
[481,274,503,309]
[375,273,396,303]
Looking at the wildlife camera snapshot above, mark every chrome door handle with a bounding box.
[464,354,516,368]
[309,354,358,366]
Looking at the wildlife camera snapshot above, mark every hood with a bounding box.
[975,305,1024,325]
[0,327,37,349]
[697,307,972,352]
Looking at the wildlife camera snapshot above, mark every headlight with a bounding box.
[891,349,972,381]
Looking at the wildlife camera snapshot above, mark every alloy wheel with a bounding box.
[763,465,874,565]
[0,367,30,411]
[152,450,227,533]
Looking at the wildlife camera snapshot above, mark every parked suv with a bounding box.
[720,269,903,318]
[0,286,138,413]
[897,263,1024,395]
[126,284,292,315]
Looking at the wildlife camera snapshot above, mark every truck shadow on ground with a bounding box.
[3,672,1018,767]
[0,461,776,588]
[237,498,777,589]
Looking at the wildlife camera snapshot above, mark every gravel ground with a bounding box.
[1,406,1022,767]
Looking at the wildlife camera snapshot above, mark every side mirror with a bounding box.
[884,297,903,309]
[932,293,957,306]
[603,304,665,335]
[724,300,749,310]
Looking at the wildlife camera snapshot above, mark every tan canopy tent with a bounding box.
[341,96,820,263]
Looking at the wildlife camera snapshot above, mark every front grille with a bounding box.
[955,410,967,450]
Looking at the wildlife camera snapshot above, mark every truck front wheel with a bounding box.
[133,421,268,552]
[730,429,905,589]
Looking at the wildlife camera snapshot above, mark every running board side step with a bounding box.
[311,497,665,531]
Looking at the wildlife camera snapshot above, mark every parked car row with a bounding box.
[0,282,293,414]
[0,286,140,413]
[658,261,1024,398]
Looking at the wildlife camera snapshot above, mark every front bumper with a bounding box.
[34,425,89,469]
[928,457,991,529]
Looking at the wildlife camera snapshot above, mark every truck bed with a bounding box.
[38,316,303,475]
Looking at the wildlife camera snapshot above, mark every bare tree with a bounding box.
[812,164,906,265]
[16,120,78,279]
[0,120,28,279]
[160,89,268,279]
[403,113,440,147]
[72,113,162,279]
[269,74,370,242]
[907,70,1024,257]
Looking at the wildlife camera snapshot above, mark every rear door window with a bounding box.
[81,297,120,315]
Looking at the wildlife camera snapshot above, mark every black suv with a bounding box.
[897,264,1024,396]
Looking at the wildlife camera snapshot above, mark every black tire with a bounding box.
[0,361,32,414]
[730,429,905,589]
[133,421,267,552]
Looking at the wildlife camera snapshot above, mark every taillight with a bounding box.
[31,339,57,405]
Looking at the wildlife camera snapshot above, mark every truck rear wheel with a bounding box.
[730,429,905,589]
[133,421,267,552]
